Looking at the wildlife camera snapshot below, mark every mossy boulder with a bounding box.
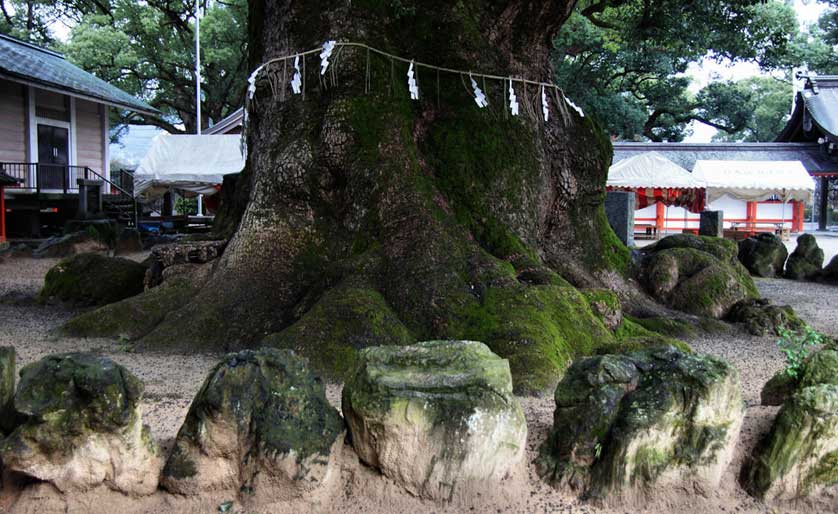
[745,384,838,504]
[342,341,527,500]
[737,233,788,278]
[0,346,15,434]
[726,298,805,337]
[0,353,160,495]
[761,347,838,406]
[640,235,758,318]
[538,346,744,504]
[161,348,344,501]
[817,255,838,285]
[785,234,824,280]
[40,253,147,307]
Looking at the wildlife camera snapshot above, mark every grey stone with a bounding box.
[699,210,724,237]
[0,346,15,434]
[605,191,635,247]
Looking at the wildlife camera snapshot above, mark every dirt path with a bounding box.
[1,256,835,513]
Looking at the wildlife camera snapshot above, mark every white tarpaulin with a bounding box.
[133,134,245,200]
[608,152,704,189]
[692,160,815,204]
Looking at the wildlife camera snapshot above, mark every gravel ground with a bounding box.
[1,254,836,513]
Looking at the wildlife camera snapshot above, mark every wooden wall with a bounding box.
[0,79,27,163]
[75,99,105,173]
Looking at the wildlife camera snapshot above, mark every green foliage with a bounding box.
[174,196,197,216]
[778,326,824,379]
[553,1,799,140]
[711,77,793,142]
[2,0,248,134]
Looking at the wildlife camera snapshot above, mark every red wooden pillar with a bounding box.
[792,200,804,233]
[655,202,665,235]
[746,201,757,234]
[0,184,5,243]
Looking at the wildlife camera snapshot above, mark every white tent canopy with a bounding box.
[607,152,705,189]
[133,134,245,200]
[692,160,816,204]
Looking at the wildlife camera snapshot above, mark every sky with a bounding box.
[683,0,829,142]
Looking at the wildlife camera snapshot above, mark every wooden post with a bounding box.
[819,177,830,231]
[746,201,757,235]
[655,202,665,236]
[792,201,804,233]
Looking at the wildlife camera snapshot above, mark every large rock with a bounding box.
[738,233,788,278]
[746,384,838,504]
[0,353,160,495]
[817,255,838,285]
[161,349,344,502]
[762,347,838,406]
[0,346,15,434]
[726,298,804,337]
[785,234,824,280]
[33,231,109,258]
[39,253,147,306]
[342,340,527,500]
[639,235,758,318]
[538,346,744,504]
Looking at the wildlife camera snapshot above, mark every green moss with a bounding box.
[264,283,415,380]
[808,450,838,488]
[448,282,616,393]
[627,316,697,338]
[633,446,671,483]
[62,276,198,341]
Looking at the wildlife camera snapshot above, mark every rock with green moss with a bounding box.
[745,384,838,504]
[817,255,838,285]
[538,346,743,504]
[0,346,15,434]
[737,233,788,278]
[761,347,838,406]
[0,353,160,494]
[39,253,147,307]
[785,234,824,280]
[161,348,344,501]
[640,237,758,318]
[342,340,527,500]
[761,372,799,406]
[726,298,804,337]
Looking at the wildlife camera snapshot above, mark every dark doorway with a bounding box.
[37,124,70,191]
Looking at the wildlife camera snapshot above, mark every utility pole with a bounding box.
[195,2,204,217]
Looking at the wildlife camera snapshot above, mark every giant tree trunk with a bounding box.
[120,1,638,392]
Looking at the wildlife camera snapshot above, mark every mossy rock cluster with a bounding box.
[639,234,758,318]
[538,345,744,503]
[784,234,824,281]
[748,346,838,505]
[817,255,838,285]
[726,298,804,337]
[40,253,147,307]
[342,341,527,500]
[162,348,344,499]
[0,353,160,494]
[737,233,788,278]
[0,346,15,435]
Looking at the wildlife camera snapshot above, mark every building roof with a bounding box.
[777,75,838,143]
[612,142,838,177]
[0,33,157,115]
[204,107,243,135]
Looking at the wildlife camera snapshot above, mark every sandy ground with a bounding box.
[0,255,836,513]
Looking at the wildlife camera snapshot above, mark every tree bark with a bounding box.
[104,0,644,392]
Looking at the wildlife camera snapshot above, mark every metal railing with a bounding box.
[0,162,138,227]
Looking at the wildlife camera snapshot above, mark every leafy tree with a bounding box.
[553,1,799,141]
[711,77,793,142]
[1,0,247,134]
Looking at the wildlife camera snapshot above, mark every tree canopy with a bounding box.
[552,0,832,141]
[1,0,247,134]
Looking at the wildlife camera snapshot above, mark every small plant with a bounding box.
[594,441,603,460]
[777,326,823,378]
[175,196,198,215]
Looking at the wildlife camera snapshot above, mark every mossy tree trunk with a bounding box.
[125,0,639,391]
